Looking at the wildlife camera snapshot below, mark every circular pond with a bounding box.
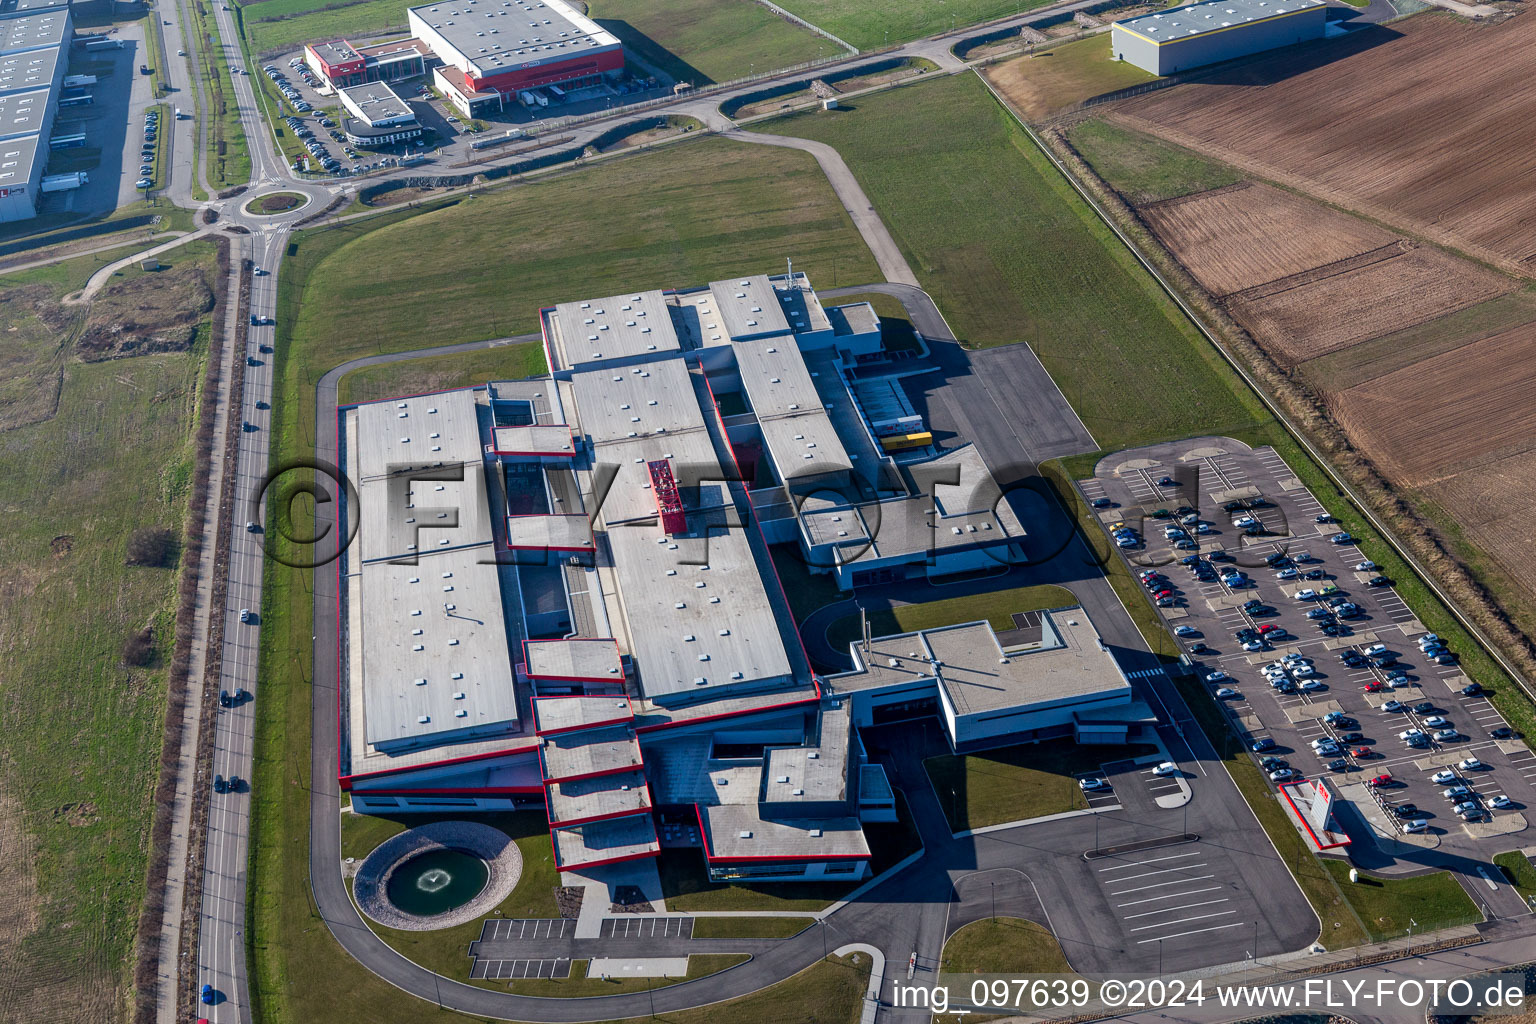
[385,848,488,917]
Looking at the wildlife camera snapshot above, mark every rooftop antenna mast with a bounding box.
[860,605,871,654]
[787,256,793,283]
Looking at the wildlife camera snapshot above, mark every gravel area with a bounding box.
[353,821,521,931]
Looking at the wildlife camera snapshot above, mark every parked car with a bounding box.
[1079,777,1109,791]
[1459,757,1484,771]
[1383,700,1405,712]
[1151,761,1179,777]
[1367,774,1392,788]
[1269,768,1297,782]
[1402,819,1429,834]
[1431,770,1458,785]
[1490,795,1513,809]
[1330,532,1354,544]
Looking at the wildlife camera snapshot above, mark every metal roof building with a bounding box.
[1112,0,1327,75]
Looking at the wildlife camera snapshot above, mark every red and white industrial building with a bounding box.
[304,36,430,91]
[336,271,1151,883]
[406,0,623,117]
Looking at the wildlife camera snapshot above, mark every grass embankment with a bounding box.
[1494,851,1536,906]
[925,739,1155,832]
[0,243,219,1016]
[769,74,1270,451]
[983,36,1155,121]
[244,191,307,215]
[587,0,841,85]
[1321,861,1481,942]
[824,584,1077,653]
[190,0,252,187]
[338,344,548,405]
[240,0,409,55]
[774,0,1055,49]
[247,139,881,1024]
[1067,116,1242,205]
[692,916,818,939]
[727,58,940,120]
[660,791,920,912]
[942,917,1072,974]
[143,9,170,99]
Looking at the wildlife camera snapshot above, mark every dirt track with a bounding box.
[1113,13,1536,275]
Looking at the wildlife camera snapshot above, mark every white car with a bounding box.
[1242,640,1265,652]
[1490,795,1512,809]
[1354,561,1377,572]
[1398,729,1424,741]
[1151,762,1179,777]
[1363,644,1387,656]
[1417,633,1441,648]
[1402,819,1429,834]
[1174,625,1198,637]
[1422,716,1450,728]
[1205,671,1229,683]
[1293,588,1317,601]
[1079,777,1109,792]
[1215,687,1239,699]
[1459,757,1484,771]
[1292,666,1316,679]
[1269,768,1297,782]
[1298,679,1323,692]
[1431,770,1458,785]
[1276,568,1299,581]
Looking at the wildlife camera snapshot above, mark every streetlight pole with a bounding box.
[1158,938,1164,978]
[990,881,996,920]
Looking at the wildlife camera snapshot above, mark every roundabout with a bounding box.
[243,190,310,216]
[353,821,521,931]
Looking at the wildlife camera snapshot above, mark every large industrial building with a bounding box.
[336,270,1154,882]
[407,0,624,116]
[304,36,430,90]
[0,2,72,223]
[1111,0,1327,76]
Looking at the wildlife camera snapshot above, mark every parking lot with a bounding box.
[1081,438,1532,862]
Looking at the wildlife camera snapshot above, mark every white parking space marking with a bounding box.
[1129,910,1237,933]
[1107,864,1210,884]
[1123,898,1230,920]
[1117,886,1224,908]
[1137,922,1246,944]
[1098,851,1203,872]
[1108,874,1217,896]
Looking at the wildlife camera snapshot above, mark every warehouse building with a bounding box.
[407,0,623,117]
[1111,0,1326,76]
[338,80,424,147]
[0,4,72,222]
[336,269,1148,882]
[305,36,430,90]
[0,0,69,19]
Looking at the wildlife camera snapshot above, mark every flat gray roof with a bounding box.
[700,803,869,860]
[339,81,415,126]
[775,276,831,336]
[545,770,651,824]
[552,814,658,869]
[708,275,792,341]
[763,700,850,806]
[546,289,682,372]
[505,513,592,550]
[539,725,643,780]
[531,692,630,731]
[0,0,68,19]
[580,428,726,525]
[1115,0,1324,42]
[571,356,701,446]
[493,423,573,455]
[0,132,40,191]
[828,302,879,338]
[0,10,64,55]
[0,86,46,139]
[0,46,55,96]
[606,510,794,703]
[358,546,519,751]
[735,336,854,484]
[408,0,619,75]
[488,379,557,419]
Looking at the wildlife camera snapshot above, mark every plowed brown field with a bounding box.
[1228,243,1514,364]
[1331,322,1536,486]
[1113,13,1536,273]
[1140,181,1392,296]
[1426,451,1536,601]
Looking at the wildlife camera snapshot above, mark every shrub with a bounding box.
[126,526,176,567]
[122,627,155,666]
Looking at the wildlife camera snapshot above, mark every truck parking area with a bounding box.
[1080,438,1533,861]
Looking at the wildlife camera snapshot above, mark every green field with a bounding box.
[942,917,1072,974]
[337,343,547,405]
[1067,117,1242,206]
[240,0,409,55]
[925,739,1155,832]
[775,0,1053,49]
[769,74,1269,450]
[692,916,818,939]
[1321,861,1481,942]
[1494,851,1536,905]
[984,36,1154,122]
[248,138,880,1024]
[588,0,843,85]
[823,583,1076,653]
[0,242,218,1017]
[193,1,253,186]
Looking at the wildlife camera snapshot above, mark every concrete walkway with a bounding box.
[65,227,215,305]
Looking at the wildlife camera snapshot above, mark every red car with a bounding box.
[1364,681,1387,693]
[1367,773,1392,787]
[1353,746,1374,758]
[1155,589,1174,599]
[1256,624,1280,634]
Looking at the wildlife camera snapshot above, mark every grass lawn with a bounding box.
[337,342,547,405]
[1322,860,1481,942]
[1493,851,1536,906]
[279,138,880,369]
[588,0,842,86]
[240,0,410,55]
[192,0,253,187]
[1067,116,1243,206]
[983,36,1155,122]
[768,74,1269,451]
[924,738,1155,832]
[692,916,818,939]
[773,0,1055,49]
[660,791,920,911]
[0,243,218,1016]
[1173,677,1363,950]
[942,917,1071,974]
[824,583,1077,653]
[248,137,881,1024]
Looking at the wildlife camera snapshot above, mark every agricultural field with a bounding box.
[769,73,1269,450]
[250,137,881,1024]
[239,0,409,55]
[982,34,1154,121]
[1110,12,1536,274]
[773,0,1053,49]
[0,241,221,1022]
[1067,116,1239,205]
[586,0,842,85]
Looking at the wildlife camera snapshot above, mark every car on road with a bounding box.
[219,690,232,707]
[1079,777,1109,791]
[239,608,251,623]
[1383,700,1405,712]
[202,984,216,1004]
[1269,768,1298,782]
[1151,761,1179,777]
[1459,757,1484,771]
[1431,770,1458,785]
[1490,795,1513,809]
[213,775,226,794]
[1215,687,1239,698]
